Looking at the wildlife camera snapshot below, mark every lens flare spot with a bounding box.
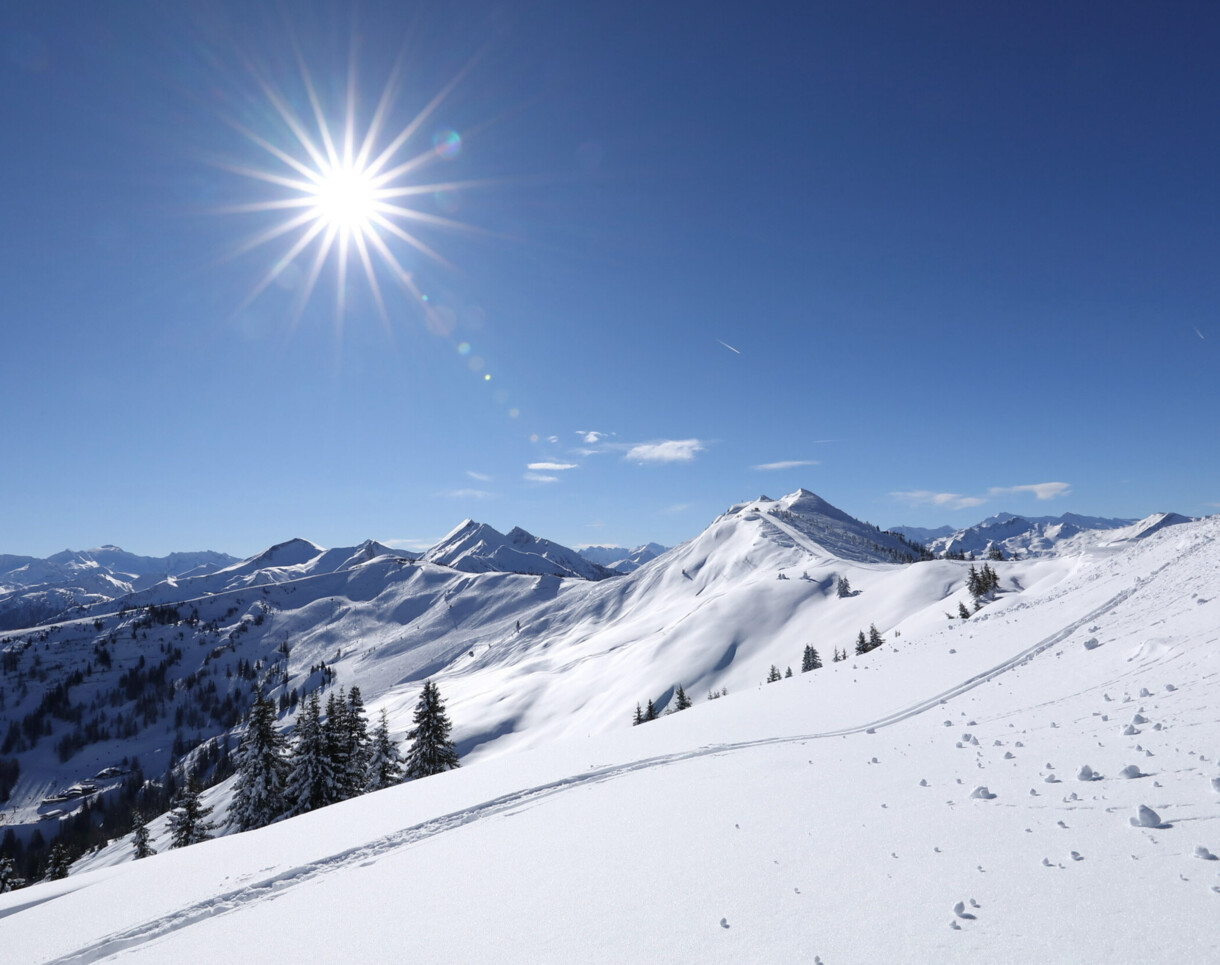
[483,373,491,381]
[432,129,461,160]
[468,355,484,372]
[457,342,471,355]
[508,408,519,419]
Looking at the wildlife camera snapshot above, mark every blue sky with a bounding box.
[2,1,1217,559]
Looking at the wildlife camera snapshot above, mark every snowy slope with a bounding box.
[3,512,1218,963]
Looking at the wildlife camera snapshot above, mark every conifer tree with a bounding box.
[855,630,868,656]
[801,645,823,672]
[957,601,971,620]
[231,690,288,832]
[131,809,156,859]
[0,855,17,893]
[674,685,692,711]
[364,709,404,792]
[836,575,852,598]
[344,686,371,797]
[403,681,460,780]
[284,692,341,816]
[785,666,793,677]
[644,698,659,721]
[767,664,783,682]
[323,690,353,801]
[46,841,72,880]
[967,564,982,599]
[167,780,215,849]
[632,702,643,726]
[868,624,884,650]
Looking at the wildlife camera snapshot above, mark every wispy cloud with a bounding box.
[753,459,819,471]
[523,472,559,483]
[660,502,692,514]
[465,470,493,482]
[891,490,987,510]
[384,537,441,552]
[988,482,1071,501]
[528,462,578,472]
[576,429,611,445]
[624,438,705,464]
[440,488,496,500]
[893,480,1072,512]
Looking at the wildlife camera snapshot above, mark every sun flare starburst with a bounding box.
[215,48,486,329]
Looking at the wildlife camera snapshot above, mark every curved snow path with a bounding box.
[41,531,1212,964]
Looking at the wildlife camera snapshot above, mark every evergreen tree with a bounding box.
[131,809,156,859]
[231,690,288,832]
[323,690,353,801]
[784,666,793,678]
[284,693,341,816]
[987,545,1004,561]
[632,702,643,726]
[868,624,884,650]
[344,686,371,797]
[854,630,868,656]
[767,664,783,683]
[403,681,460,780]
[0,855,18,893]
[46,841,72,880]
[967,564,983,599]
[167,779,215,848]
[364,709,404,792]
[957,601,971,620]
[836,575,852,598]
[801,645,822,672]
[674,685,692,711]
[643,698,659,722]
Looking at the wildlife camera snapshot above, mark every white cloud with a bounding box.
[384,537,442,552]
[440,488,496,500]
[752,459,819,471]
[547,435,559,444]
[528,462,578,471]
[523,472,559,483]
[988,482,1072,501]
[577,430,607,444]
[465,471,493,482]
[624,438,705,464]
[890,490,987,510]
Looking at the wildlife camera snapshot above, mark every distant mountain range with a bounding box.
[890,510,1195,559]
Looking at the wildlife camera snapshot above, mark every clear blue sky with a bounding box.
[2,1,1217,559]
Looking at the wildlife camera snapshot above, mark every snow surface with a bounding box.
[2,497,1219,962]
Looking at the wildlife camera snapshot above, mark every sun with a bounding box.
[214,48,483,327]
[310,160,378,234]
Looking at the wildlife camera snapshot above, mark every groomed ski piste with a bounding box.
[3,510,1219,963]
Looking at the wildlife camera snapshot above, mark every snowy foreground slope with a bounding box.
[3,515,1219,963]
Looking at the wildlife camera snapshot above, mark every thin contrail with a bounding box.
[1194,327,1206,340]
[716,338,741,355]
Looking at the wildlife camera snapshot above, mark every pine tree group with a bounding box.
[967,563,1000,600]
[801,645,822,672]
[403,680,460,780]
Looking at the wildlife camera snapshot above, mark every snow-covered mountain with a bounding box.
[0,547,239,631]
[422,519,618,581]
[889,511,1171,559]
[576,542,668,574]
[3,493,1218,963]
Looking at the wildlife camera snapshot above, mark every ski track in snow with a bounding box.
[39,530,1212,964]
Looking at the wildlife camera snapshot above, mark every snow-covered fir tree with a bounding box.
[403,680,460,780]
[323,690,353,801]
[801,645,822,672]
[284,692,342,815]
[230,690,288,832]
[0,855,20,892]
[674,684,692,710]
[854,630,868,656]
[341,686,371,799]
[868,624,884,650]
[364,708,404,792]
[168,780,216,849]
[131,809,156,859]
[46,841,72,880]
[767,664,783,682]
[836,575,852,598]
